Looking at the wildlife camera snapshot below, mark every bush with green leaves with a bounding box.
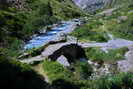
[0,57,49,89]
[109,13,133,40]
[0,0,83,57]
[71,20,108,42]
[79,72,133,89]
[72,2,133,43]
[43,60,73,82]
[90,3,133,41]
[85,47,128,63]
[43,60,94,82]
[73,61,93,80]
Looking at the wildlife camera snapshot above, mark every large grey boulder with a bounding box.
[117,50,133,72]
[117,16,128,23]
[57,55,70,66]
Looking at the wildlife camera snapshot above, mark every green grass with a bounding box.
[100,3,133,40]
[78,72,133,89]
[0,1,133,89]
[71,2,133,42]
[85,47,128,63]
[43,60,93,82]
[72,61,93,80]
[0,0,83,58]
[42,60,133,89]
[43,60,73,82]
[0,57,50,89]
[71,20,108,42]
[107,13,133,40]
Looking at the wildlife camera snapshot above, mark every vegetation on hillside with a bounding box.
[71,3,133,42]
[78,72,133,89]
[43,60,93,82]
[0,0,133,89]
[0,55,133,89]
[71,19,108,42]
[42,60,133,89]
[85,47,128,63]
[0,0,83,57]
[0,57,49,89]
[43,60,73,82]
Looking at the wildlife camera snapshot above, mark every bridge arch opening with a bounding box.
[48,44,87,64]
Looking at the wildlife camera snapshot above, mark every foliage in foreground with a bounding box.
[79,72,133,89]
[43,60,93,82]
[43,60,73,82]
[43,60,133,89]
[0,57,49,89]
[0,55,133,89]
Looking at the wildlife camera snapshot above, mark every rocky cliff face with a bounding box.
[0,0,25,9]
[72,0,116,12]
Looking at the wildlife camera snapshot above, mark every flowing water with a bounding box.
[24,21,77,50]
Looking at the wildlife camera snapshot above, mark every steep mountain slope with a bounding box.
[0,1,83,88]
[71,0,133,42]
[0,0,133,89]
[72,0,132,12]
[0,0,83,57]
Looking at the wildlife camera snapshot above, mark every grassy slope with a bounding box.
[0,1,83,89]
[71,1,133,42]
[0,0,83,57]
[85,47,128,63]
[0,57,49,89]
[0,1,133,89]
[41,59,133,89]
[70,0,132,64]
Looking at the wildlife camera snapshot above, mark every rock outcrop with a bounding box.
[57,55,70,66]
[72,0,116,12]
[0,0,26,9]
[117,46,133,72]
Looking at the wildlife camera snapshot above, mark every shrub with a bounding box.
[79,72,133,89]
[85,47,128,62]
[0,58,49,89]
[73,61,93,80]
[71,21,108,42]
[0,0,83,58]
[43,60,73,82]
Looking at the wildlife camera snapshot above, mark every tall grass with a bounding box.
[85,47,128,63]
